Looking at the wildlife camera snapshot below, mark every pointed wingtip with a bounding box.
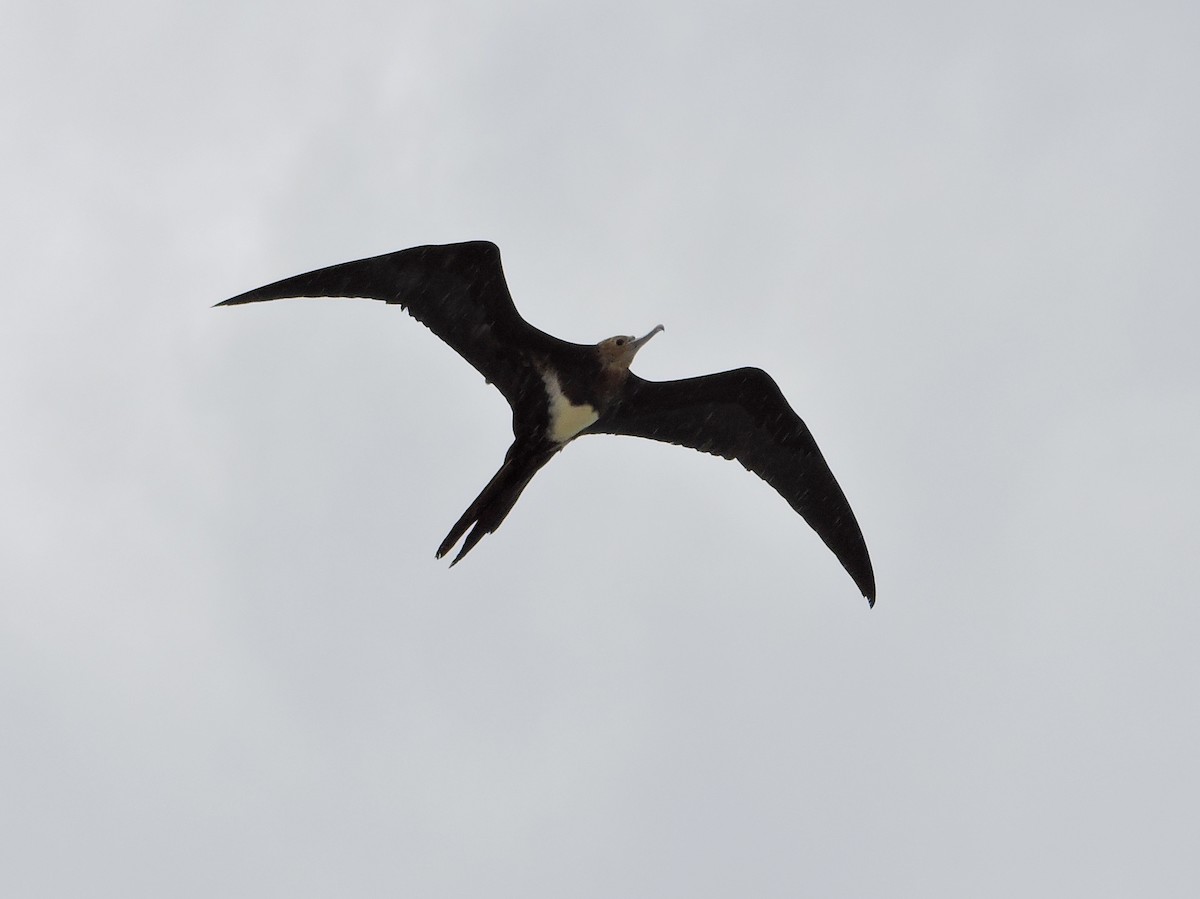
[853,556,876,608]
[215,293,257,307]
[862,574,876,608]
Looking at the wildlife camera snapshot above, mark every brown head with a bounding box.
[596,324,665,372]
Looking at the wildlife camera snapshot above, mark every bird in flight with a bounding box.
[218,241,875,605]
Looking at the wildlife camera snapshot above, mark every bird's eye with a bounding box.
[616,338,626,346]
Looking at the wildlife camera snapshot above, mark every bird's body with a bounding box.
[218,240,876,605]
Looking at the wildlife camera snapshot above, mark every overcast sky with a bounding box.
[3,1,1198,896]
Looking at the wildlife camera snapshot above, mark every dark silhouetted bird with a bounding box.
[218,241,875,605]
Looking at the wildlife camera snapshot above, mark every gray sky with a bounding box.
[3,0,1198,895]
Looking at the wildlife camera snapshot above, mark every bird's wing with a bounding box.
[591,368,875,604]
[217,241,563,405]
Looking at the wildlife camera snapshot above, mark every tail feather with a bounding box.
[436,444,554,565]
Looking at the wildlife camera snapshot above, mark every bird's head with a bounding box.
[597,325,664,371]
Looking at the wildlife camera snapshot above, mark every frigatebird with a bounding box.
[218,241,875,605]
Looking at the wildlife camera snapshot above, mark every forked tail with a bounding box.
[436,443,556,566]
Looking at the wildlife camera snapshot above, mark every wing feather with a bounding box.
[217,241,563,405]
[592,368,875,604]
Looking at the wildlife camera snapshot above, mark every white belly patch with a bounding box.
[541,369,598,443]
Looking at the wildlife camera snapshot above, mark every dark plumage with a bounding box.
[218,240,875,605]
